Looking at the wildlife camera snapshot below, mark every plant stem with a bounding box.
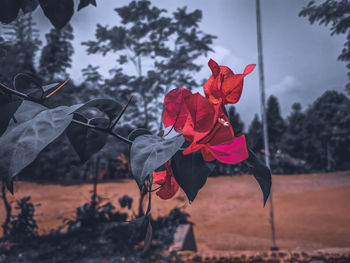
[71,119,133,145]
[0,83,31,101]
[110,95,133,130]
[1,183,12,237]
[45,79,70,99]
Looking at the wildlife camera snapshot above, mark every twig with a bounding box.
[45,79,70,99]
[110,95,134,131]
[0,82,31,100]
[162,111,179,138]
[71,119,133,145]
[0,82,42,104]
[1,183,12,237]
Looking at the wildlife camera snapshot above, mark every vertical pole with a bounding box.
[255,0,277,249]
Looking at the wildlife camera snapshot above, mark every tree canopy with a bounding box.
[300,0,350,94]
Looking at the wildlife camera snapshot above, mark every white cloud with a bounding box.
[268,75,301,95]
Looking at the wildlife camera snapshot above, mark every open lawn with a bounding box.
[1,172,350,253]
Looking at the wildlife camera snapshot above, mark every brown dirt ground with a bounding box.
[1,172,350,254]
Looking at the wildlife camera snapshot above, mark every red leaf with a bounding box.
[204,59,255,105]
[206,135,249,164]
[163,88,192,132]
[152,161,179,200]
[208,59,220,78]
[182,93,218,143]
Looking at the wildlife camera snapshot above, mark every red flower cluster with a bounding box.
[153,59,255,199]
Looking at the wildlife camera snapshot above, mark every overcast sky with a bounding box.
[31,0,348,128]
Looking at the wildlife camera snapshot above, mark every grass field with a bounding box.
[1,172,349,253]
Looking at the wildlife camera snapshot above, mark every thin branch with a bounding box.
[162,126,174,138]
[1,183,12,237]
[0,82,30,100]
[162,111,179,138]
[45,79,70,99]
[71,119,133,145]
[148,185,163,192]
[110,94,134,130]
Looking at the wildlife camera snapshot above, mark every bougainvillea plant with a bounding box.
[0,59,271,245]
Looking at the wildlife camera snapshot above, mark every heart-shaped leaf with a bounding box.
[245,149,271,206]
[171,150,216,202]
[0,104,81,183]
[77,0,96,11]
[0,100,22,136]
[38,0,74,29]
[66,114,109,163]
[77,99,123,125]
[0,0,21,24]
[130,134,184,189]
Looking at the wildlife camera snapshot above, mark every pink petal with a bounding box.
[206,135,249,164]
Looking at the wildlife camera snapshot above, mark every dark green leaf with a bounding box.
[13,73,43,99]
[77,99,123,125]
[20,0,39,13]
[128,128,152,141]
[130,134,184,189]
[77,0,96,11]
[245,149,271,206]
[0,104,81,183]
[38,0,74,29]
[0,0,20,24]
[66,114,109,163]
[0,100,22,136]
[171,150,216,202]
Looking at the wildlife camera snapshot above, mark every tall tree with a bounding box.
[299,1,350,94]
[83,0,215,130]
[280,103,306,159]
[0,12,41,84]
[39,23,74,81]
[247,114,263,152]
[227,105,244,134]
[303,90,350,171]
[266,95,286,155]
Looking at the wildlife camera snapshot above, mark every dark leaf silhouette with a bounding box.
[13,73,43,99]
[66,114,109,163]
[0,100,22,136]
[20,0,39,13]
[0,104,81,183]
[130,134,184,189]
[171,149,216,202]
[245,149,271,206]
[78,99,123,125]
[77,0,96,11]
[128,128,152,142]
[0,0,20,24]
[38,0,74,29]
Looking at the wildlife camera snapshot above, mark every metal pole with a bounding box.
[255,0,277,249]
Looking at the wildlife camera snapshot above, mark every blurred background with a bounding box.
[0,0,350,262]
